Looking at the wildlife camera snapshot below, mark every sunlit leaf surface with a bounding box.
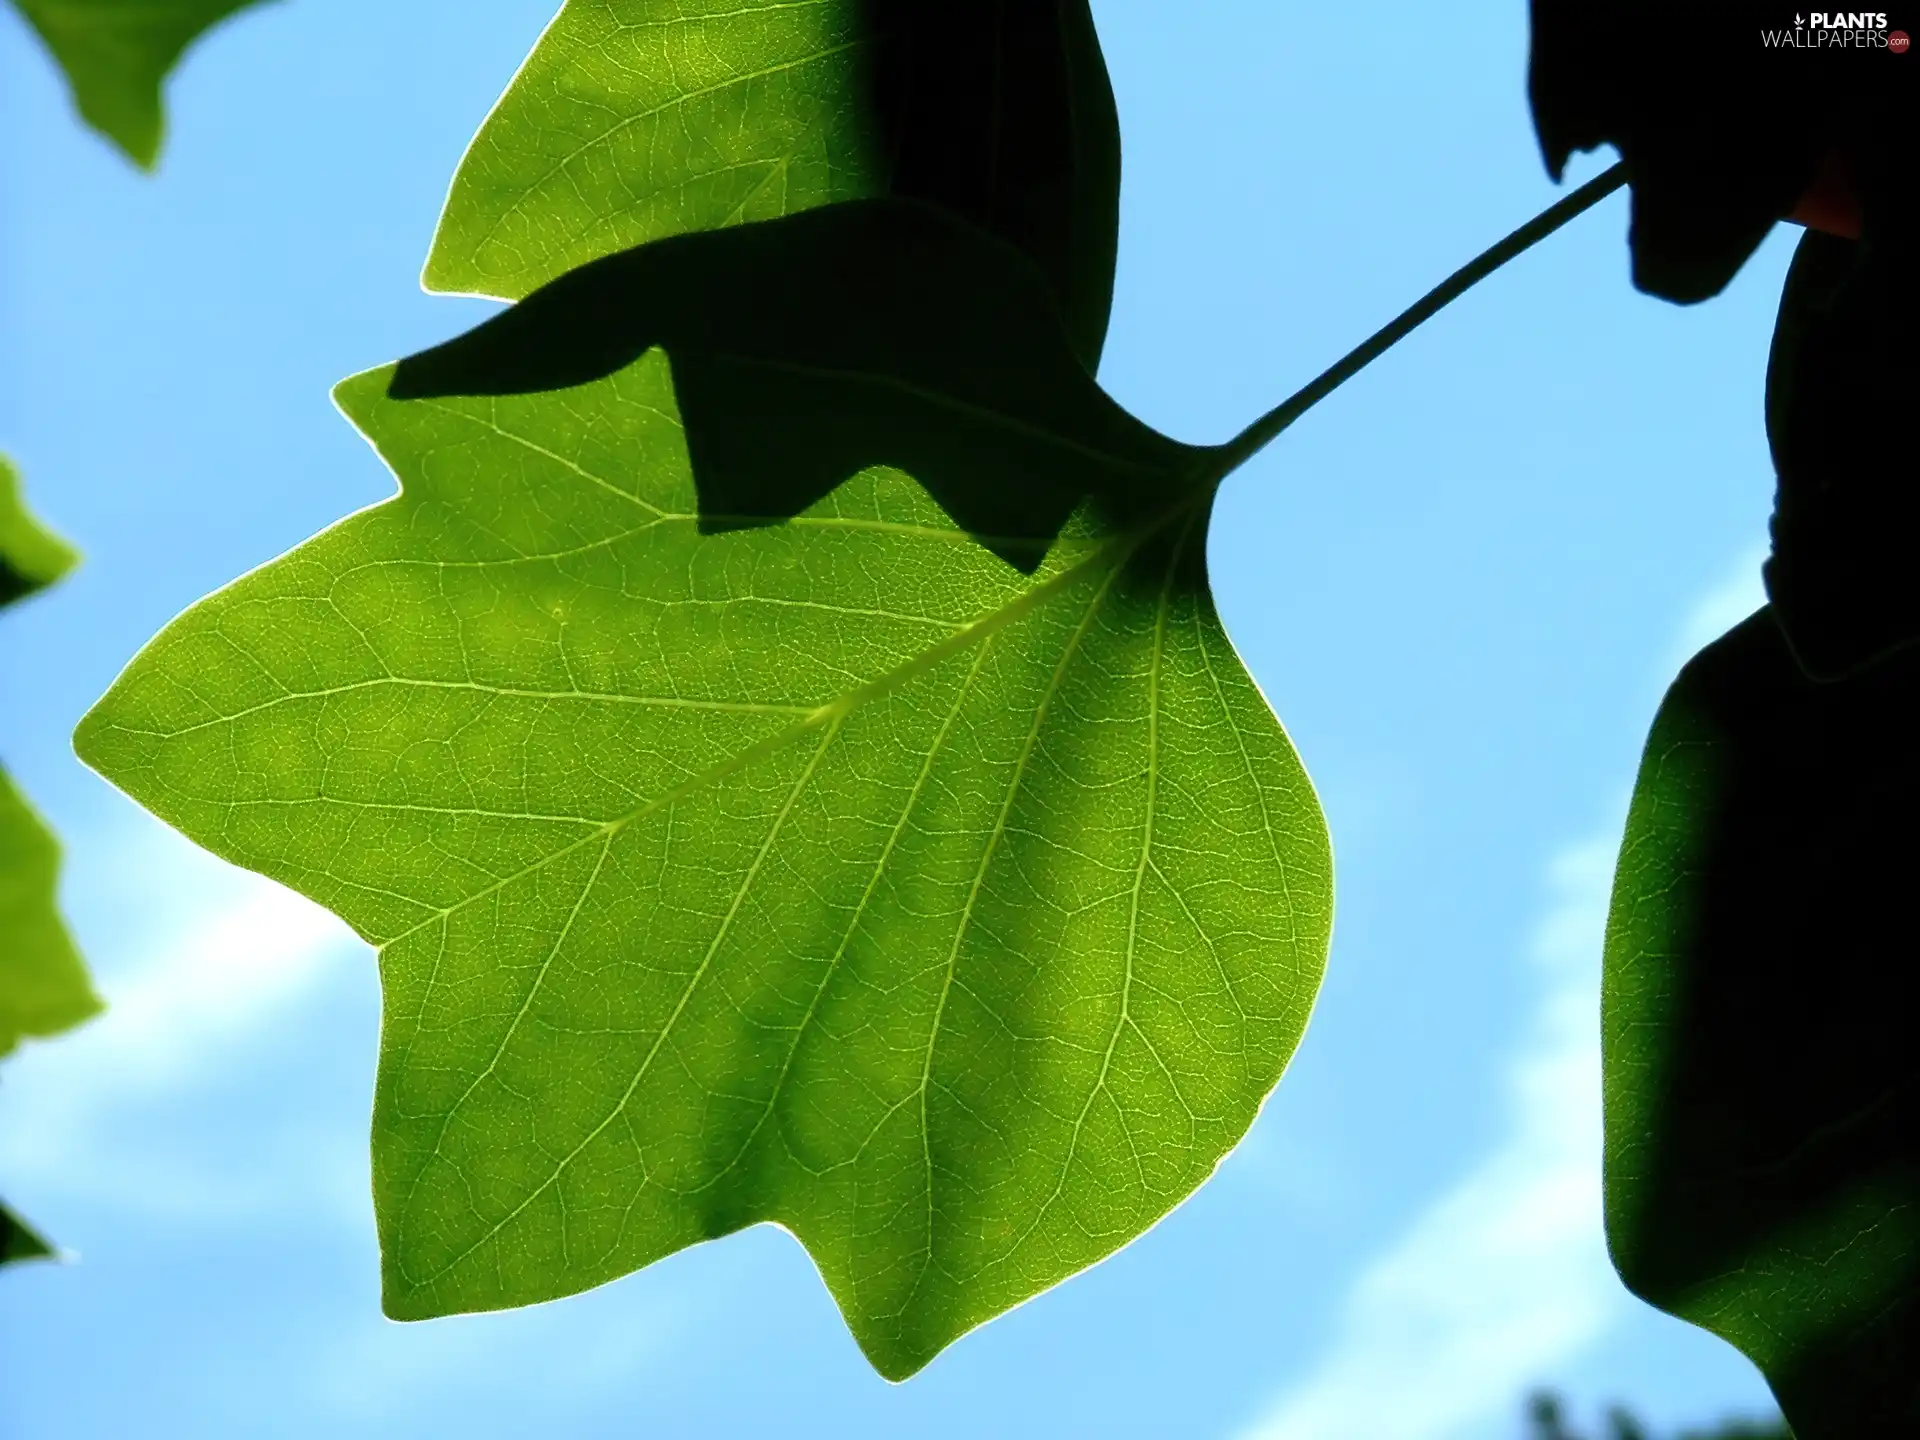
[78,203,1332,1376]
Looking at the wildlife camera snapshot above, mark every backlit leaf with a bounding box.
[76,201,1332,1377]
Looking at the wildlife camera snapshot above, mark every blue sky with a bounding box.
[1,2,1797,1435]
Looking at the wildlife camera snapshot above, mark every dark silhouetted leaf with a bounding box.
[1,1199,55,1266]
[1525,1388,1791,1440]
[1764,230,1920,679]
[1528,0,1917,301]
[1605,607,1920,1435]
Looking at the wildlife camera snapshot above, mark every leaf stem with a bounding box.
[1210,162,1628,479]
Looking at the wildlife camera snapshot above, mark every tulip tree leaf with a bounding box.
[76,200,1333,1378]
[424,0,1121,365]
[1604,609,1920,1435]
[7,0,271,168]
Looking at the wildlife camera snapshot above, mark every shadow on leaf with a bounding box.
[857,0,1119,368]
[390,199,1202,572]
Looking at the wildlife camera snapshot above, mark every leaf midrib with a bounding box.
[684,632,1003,1201]
[402,497,1163,1295]
[370,498,1192,951]
[897,536,1131,1313]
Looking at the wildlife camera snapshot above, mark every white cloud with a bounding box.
[310,1281,686,1423]
[1233,833,1623,1440]
[1668,546,1767,670]
[1232,544,1774,1440]
[0,817,363,1220]
[1,814,697,1419]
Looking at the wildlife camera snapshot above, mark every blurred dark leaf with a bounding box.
[1604,609,1920,1436]
[1764,230,1920,677]
[1527,0,1918,301]
[0,1199,54,1267]
[1526,1389,1791,1440]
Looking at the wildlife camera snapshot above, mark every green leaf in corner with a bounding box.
[424,0,1121,366]
[1,459,98,1059]
[1604,608,1920,1435]
[1,1198,55,1266]
[8,0,269,168]
[0,767,101,1059]
[0,455,78,607]
[77,201,1332,1378]
[1,462,98,1270]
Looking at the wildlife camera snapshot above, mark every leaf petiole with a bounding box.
[1210,161,1628,481]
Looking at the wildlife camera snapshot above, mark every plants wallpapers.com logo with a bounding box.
[1764,11,1912,48]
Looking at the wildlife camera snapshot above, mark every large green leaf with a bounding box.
[77,200,1332,1377]
[424,0,1121,365]
[8,0,269,168]
[1604,608,1920,1435]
